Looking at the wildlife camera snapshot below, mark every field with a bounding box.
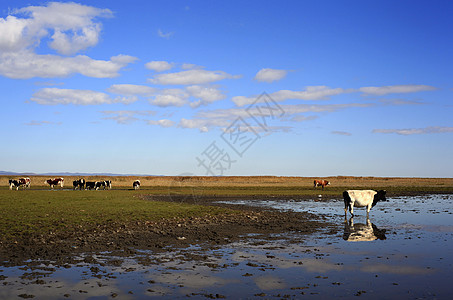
[2,175,453,195]
[1,175,452,266]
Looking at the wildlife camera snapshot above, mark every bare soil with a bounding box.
[0,194,328,267]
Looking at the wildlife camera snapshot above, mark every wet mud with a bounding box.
[0,194,330,268]
[1,194,452,299]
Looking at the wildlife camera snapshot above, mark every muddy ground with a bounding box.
[0,194,335,268]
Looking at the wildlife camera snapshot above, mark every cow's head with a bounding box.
[372,190,387,207]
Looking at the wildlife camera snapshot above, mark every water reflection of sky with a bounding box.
[1,195,452,299]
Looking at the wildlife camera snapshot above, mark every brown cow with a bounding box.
[314,179,330,189]
[45,177,64,189]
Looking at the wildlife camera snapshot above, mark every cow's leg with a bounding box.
[343,191,351,216]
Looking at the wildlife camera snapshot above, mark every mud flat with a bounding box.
[1,181,452,298]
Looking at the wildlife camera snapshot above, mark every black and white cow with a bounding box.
[343,190,387,217]
[133,180,140,190]
[73,178,86,190]
[9,177,31,190]
[85,181,97,190]
[19,177,31,189]
[95,180,111,190]
[95,181,106,190]
[45,177,64,189]
[8,179,20,190]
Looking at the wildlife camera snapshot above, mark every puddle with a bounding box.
[1,195,452,299]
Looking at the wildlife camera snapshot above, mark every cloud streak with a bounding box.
[145,61,173,72]
[24,120,61,126]
[101,110,156,124]
[254,68,288,83]
[178,102,371,132]
[31,88,134,105]
[360,85,437,96]
[233,86,354,106]
[373,126,453,135]
[232,84,437,107]
[149,69,240,85]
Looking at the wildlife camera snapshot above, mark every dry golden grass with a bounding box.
[1,175,452,189]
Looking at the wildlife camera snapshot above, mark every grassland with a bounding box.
[1,175,452,265]
[1,175,452,239]
[2,175,453,193]
[0,189,233,242]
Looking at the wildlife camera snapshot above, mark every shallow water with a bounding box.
[1,195,452,299]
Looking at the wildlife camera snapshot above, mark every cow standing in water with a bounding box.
[314,180,330,189]
[45,177,64,189]
[343,190,387,217]
[133,180,140,190]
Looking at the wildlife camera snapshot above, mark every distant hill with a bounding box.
[0,171,160,177]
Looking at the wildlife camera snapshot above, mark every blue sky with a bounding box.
[1,0,452,177]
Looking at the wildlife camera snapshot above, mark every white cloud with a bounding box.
[0,3,136,79]
[254,68,288,83]
[178,118,224,132]
[281,103,372,115]
[232,86,353,106]
[106,84,226,108]
[101,110,156,124]
[107,84,156,96]
[24,120,61,126]
[360,85,437,96]
[1,2,112,55]
[150,89,189,107]
[157,29,174,39]
[107,84,157,104]
[149,69,240,85]
[379,98,425,105]
[145,61,173,72]
[147,119,175,128]
[373,126,453,135]
[288,115,319,122]
[186,85,226,108]
[232,84,437,107]
[0,51,136,79]
[332,130,352,136]
[181,102,371,132]
[0,15,29,52]
[31,88,132,105]
[181,63,203,70]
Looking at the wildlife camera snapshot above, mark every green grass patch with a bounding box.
[2,184,452,241]
[0,189,232,241]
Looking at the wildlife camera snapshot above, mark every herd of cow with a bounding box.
[7,177,387,217]
[8,177,141,191]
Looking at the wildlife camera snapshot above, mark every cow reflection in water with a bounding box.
[343,217,386,242]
